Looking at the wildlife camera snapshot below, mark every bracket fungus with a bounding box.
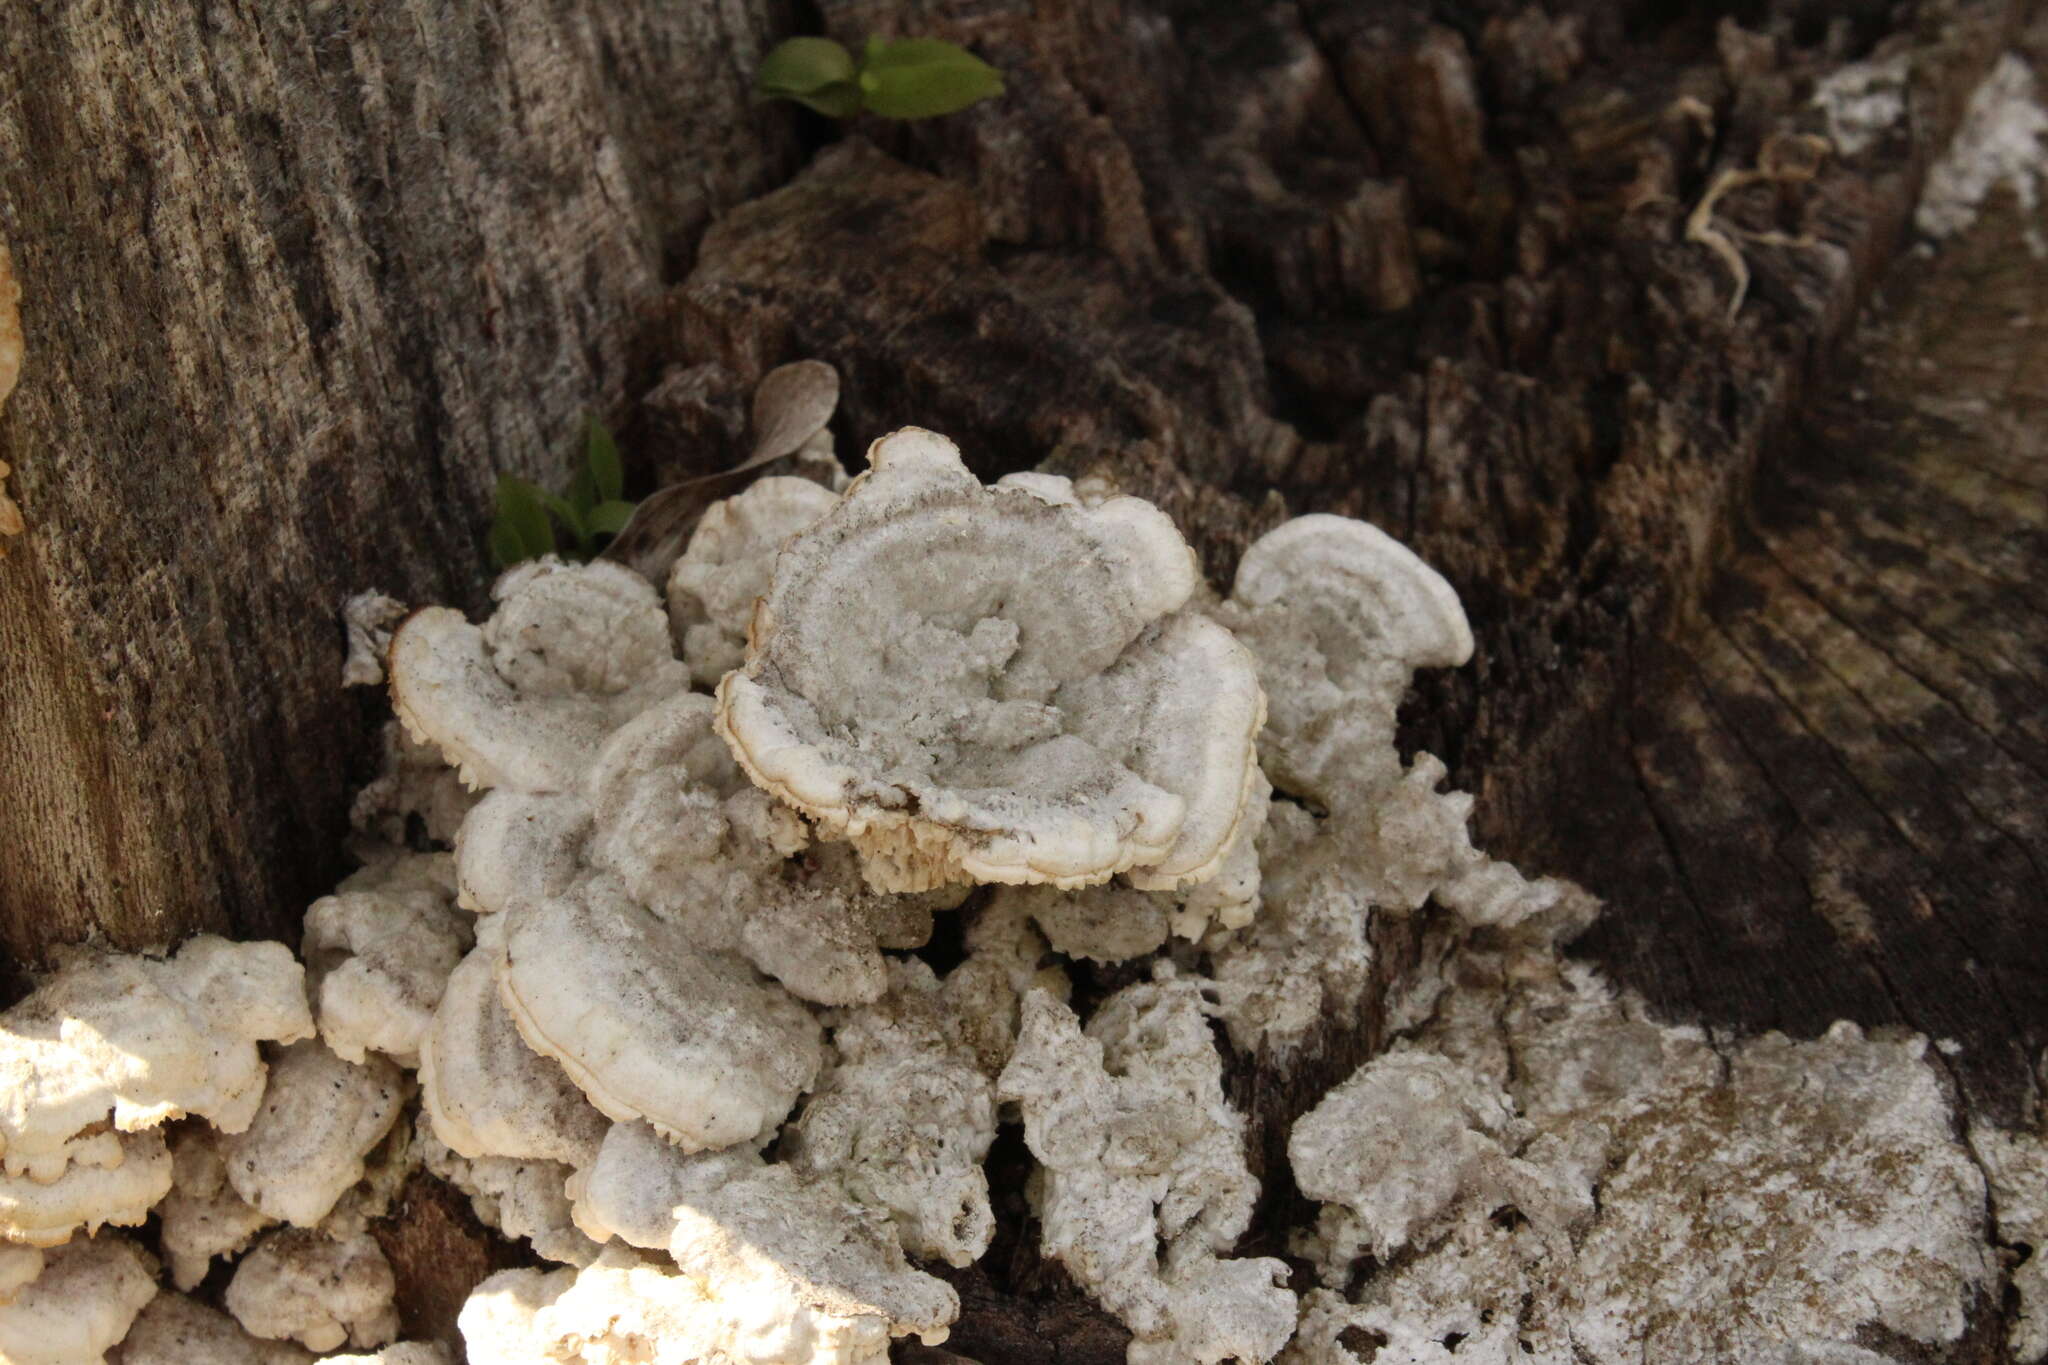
[223,1228,399,1354]
[421,1135,599,1269]
[0,938,312,1183]
[113,1292,315,1365]
[716,428,1266,893]
[496,878,823,1151]
[21,401,1987,1365]
[784,960,999,1267]
[302,853,471,1068]
[0,1130,172,1248]
[418,927,608,1172]
[668,474,841,686]
[0,1235,158,1365]
[217,1041,408,1230]
[155,1127,274,1292]
[559,1121,959,1361]
[389,558,689,792]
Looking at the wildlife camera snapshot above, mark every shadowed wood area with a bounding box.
[1564,199,2048,1126]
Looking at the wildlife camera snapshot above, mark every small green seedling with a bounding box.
[756,35,1003,120]
[490,417,638,568]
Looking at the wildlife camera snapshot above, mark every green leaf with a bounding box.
[488,518,526,570]
[855,38,1003,119]
[759,36,857,92]
[494,475,555,563]
[539,489,587,545]
[773,81,863,118]
[587,500,637,536]
[585,417,623,504]
[568,463,599,520]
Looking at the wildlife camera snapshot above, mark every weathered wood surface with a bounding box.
[1561,197,2048,1127]
[0,0,797,962]
[2,0,2045,1359]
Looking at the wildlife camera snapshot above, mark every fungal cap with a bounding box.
[716,427,1262,894]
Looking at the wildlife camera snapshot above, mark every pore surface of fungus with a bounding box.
[717,428,1264,893]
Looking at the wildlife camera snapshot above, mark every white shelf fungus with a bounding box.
[111,1292,313,1365]
[668,474,841,685]
[785,960,998,1267]
[716,427,1265,893]
[218,1041,408,1229]
[0,432,1980,1365]
[303,854,471,1067]
[0,1129,171,1248]
[496,878,822,1151]
[1204,514,1572,1059]
[997,980,1296,1364]
[0,1245,40,1304]
[1218,513,1470,807]
[558,1121,958,1361]
[1287,952,1997,1364]
[1975,1120,2048,1363]
[421,1134,599,1268]
[389,559,689,792]
[0,938,313,1182]
[418,928,607,1170]
[224,1229,399,1353]
[326,1347,451,1365]
[1289,1050,1589,1270]
[0,1235,157,1365]
[156,1126,274,1291]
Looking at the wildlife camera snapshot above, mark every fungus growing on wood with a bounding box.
[389,559,689,792]
[155,1127,273,1291]
[418,925,607,1171]
[997,979,1296,1363]
[0,939,313,1183]
[668,475,841,685]
[558,1120,959,1360]
[302,854,471,1068]
[217,1041,408,1230]
[0,1236,157,1365]
[113,1292,315,1365]
[496,879,823,1151]
[0,1130,171,1248]
[223,1229,398,1354]
[784,959,998,1267]
[717,427,1265,893]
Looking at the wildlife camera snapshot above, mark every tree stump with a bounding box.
[2,0,2043,1358]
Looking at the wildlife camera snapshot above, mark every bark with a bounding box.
[0,0,798,961]
[2,0,2044,1359]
